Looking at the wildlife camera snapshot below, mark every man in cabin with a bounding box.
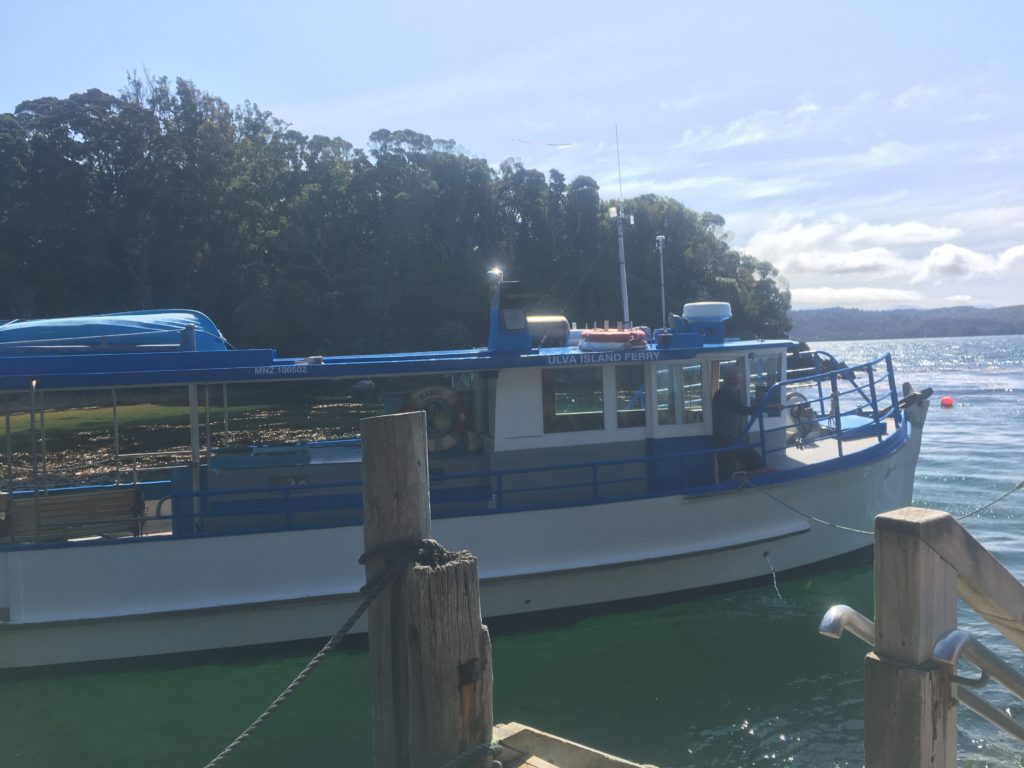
[712,368,779,481]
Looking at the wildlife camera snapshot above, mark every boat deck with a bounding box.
[773,431,886,471]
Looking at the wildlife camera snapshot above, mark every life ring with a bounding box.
[579,328,648,351]
[404,386,468,452]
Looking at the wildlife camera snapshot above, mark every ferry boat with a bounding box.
[0,271,930,668]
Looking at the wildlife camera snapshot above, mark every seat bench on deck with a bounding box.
[4,486,145,544]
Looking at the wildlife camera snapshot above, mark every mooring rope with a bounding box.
[748,477,1024,537]
[202,538,441,768]
[437,742,503,768]
[952,480,1024,522]
[738,477,876,536]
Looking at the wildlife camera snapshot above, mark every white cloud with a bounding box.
[742,177,824,200]
[945,206,1024,235]
[843,221,961,245]
[744,214,839,262]
[784,247,899,274]
[856,141,922,169]
[739,207,1024,309]
[764,141,926,181]
[891,85,941,110]
[745,215,918,288]
[659,96,700,112]
[997,244,1024,270]
[911,242,1024,284]
[978,144,1013,163]
[791,287,925,308]
[676,103,821,151]
[615,174,822,202]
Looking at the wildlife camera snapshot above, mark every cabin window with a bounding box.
[542,367,604,433]
[655,366,675,424]
[680,364,704,423]
[655,363,704,425]
[615,365,646,428]
[748,355,783,407]
[715,360,743,393]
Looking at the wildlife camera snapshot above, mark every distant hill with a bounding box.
[788,305,1024,342]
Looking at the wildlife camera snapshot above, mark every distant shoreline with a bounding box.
[788,305,1024,342]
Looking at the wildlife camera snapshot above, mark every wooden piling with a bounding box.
[361,411,493,768]
[865,507,957,768]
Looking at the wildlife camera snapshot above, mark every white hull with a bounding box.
[0,422,922,669]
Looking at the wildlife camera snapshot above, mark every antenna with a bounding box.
[611,125,632,324]
[616,124,624,205]
[656,235,667,327]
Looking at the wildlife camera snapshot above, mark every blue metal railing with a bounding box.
[3,354,906,545]
[742,352,899,464]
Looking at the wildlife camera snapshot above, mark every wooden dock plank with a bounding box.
[494,722,652,768]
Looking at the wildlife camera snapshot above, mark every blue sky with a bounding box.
[3,1,1022,310]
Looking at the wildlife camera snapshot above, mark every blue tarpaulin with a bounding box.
[0,310,228,354]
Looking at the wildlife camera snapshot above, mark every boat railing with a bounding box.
[819,507,1024,763]
[1,441,198,494]
[8,415,904,542]
[2,355,906,543]
[784,351,897,419]
[116,450,195,460]
[140,411,906,539]
[1,460,190,496]
[153,476,365,518]
[739,352,900,464]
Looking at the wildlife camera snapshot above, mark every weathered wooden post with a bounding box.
[865,507,958,767]
[361,411,494,768]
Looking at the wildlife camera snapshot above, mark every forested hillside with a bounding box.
[0,76,790,355]
[789,305,1024,341]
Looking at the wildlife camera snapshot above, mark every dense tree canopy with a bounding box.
[0,76,791,354]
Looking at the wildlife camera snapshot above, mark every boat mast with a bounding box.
[613,208,631,325]
[656,234,667,328]
[613,125,632,324]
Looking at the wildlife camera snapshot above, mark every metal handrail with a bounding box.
[13,371,909,528]
[4,355,906,537]
[820,604,1024,742]
[933,629,1024,701]
[739,354,898,458]
[146,409,909,532]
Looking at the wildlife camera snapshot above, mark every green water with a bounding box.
[0,566,872,767]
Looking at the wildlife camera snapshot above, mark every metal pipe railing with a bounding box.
[734,354,900,466]
[820,604,1024,742]
[5,374,907,522]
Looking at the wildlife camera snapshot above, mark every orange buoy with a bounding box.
[940,395,954,408]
